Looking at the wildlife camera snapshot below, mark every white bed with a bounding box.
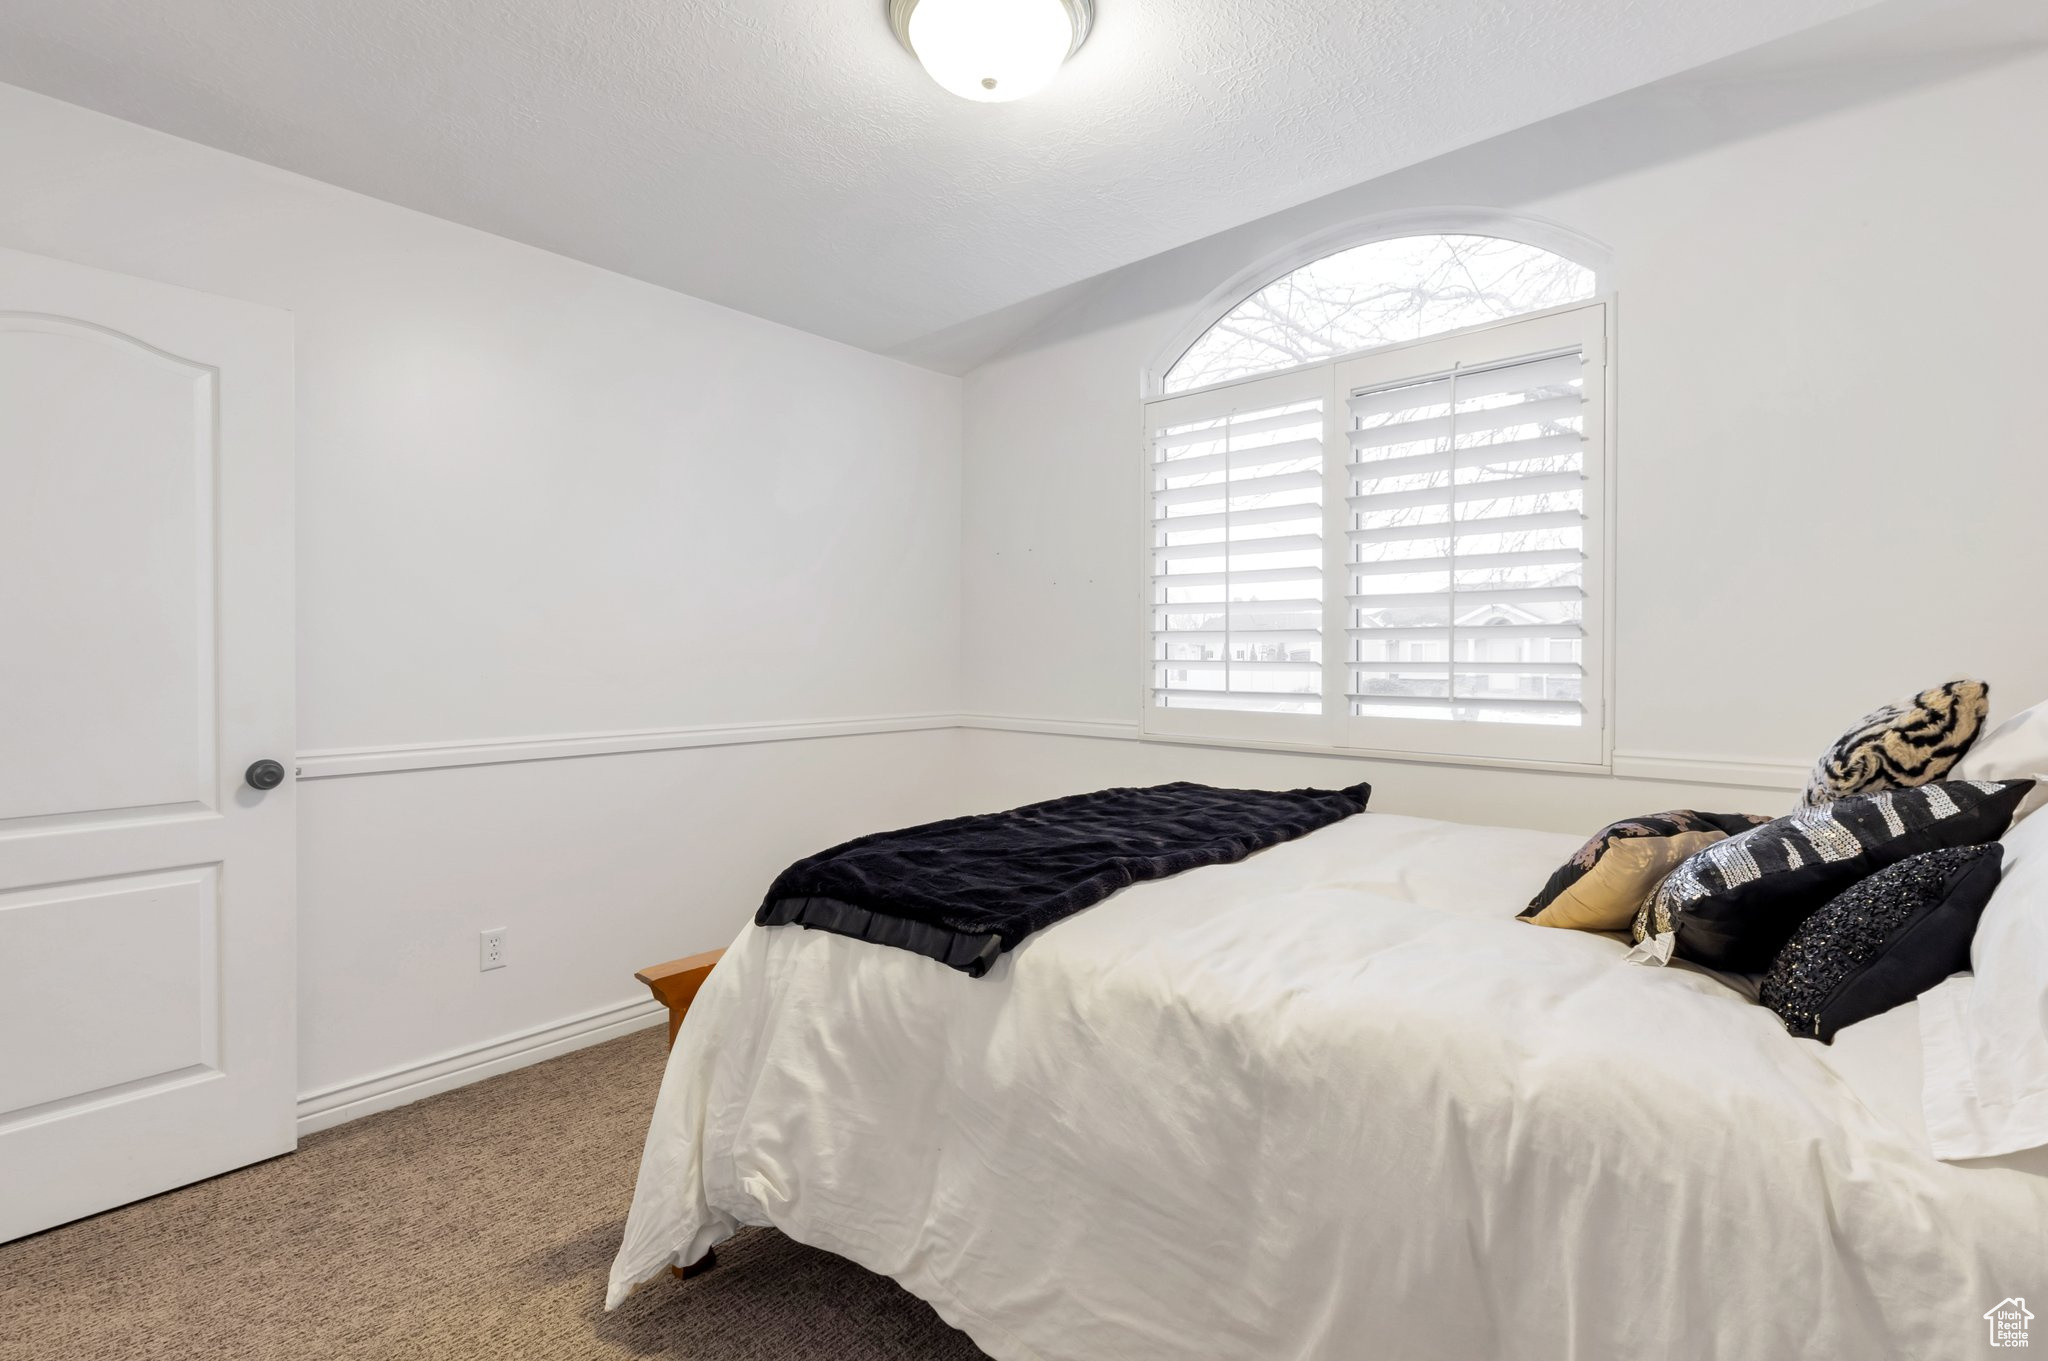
[607,811,2048,1360]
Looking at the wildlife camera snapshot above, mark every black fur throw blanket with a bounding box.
[756,781,1372,976]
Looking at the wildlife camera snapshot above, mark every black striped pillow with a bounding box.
[1800,679,1989,808]
[1633,778,2032,971]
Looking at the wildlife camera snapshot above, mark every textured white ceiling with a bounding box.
[0,0,1885,360]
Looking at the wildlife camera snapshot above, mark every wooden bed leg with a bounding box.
[634,948,726,1048]
[670,1248,718,1281]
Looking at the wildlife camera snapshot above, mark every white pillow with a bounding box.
[1920,800,2048,1159]
[1956,697,2048,824]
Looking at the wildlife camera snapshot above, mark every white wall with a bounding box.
[957,41,2048,832]
[8,24,2048,1128]
[0,82,965,1119]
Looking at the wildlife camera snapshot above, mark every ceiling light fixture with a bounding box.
[888,0,1094,103]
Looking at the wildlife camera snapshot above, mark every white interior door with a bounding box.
[0,246,295,1240]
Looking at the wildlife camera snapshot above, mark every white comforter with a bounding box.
[608,813,2048,1360]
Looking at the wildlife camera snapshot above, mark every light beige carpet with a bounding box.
[0,1025,990,1361]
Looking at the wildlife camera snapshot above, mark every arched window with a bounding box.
[1143,225,1610,768]
[1164,235,1595,393]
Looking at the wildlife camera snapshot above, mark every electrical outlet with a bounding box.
[480,928,508,972]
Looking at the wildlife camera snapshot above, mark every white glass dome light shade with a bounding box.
[896,0,1091,103]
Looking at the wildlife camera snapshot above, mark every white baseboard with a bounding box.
[295,995,666,1137]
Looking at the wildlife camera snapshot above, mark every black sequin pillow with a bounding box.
[1632,779,2032,971]
[1519,810,1770,927]
[1800,679,1989,807]
[1760,844,2004,1042]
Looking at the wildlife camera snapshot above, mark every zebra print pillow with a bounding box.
[1800,679,1990,808]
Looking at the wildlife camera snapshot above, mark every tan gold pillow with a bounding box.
[1522,830,1726,932]
[1518,809,1773,930]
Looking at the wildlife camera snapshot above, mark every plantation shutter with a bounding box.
[1335,303,1605,763]
[1140,301,1606,765]
[1146,369,1328,737]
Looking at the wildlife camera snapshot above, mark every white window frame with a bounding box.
[1143,209,1614,399]
[1139,298,1614,772]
